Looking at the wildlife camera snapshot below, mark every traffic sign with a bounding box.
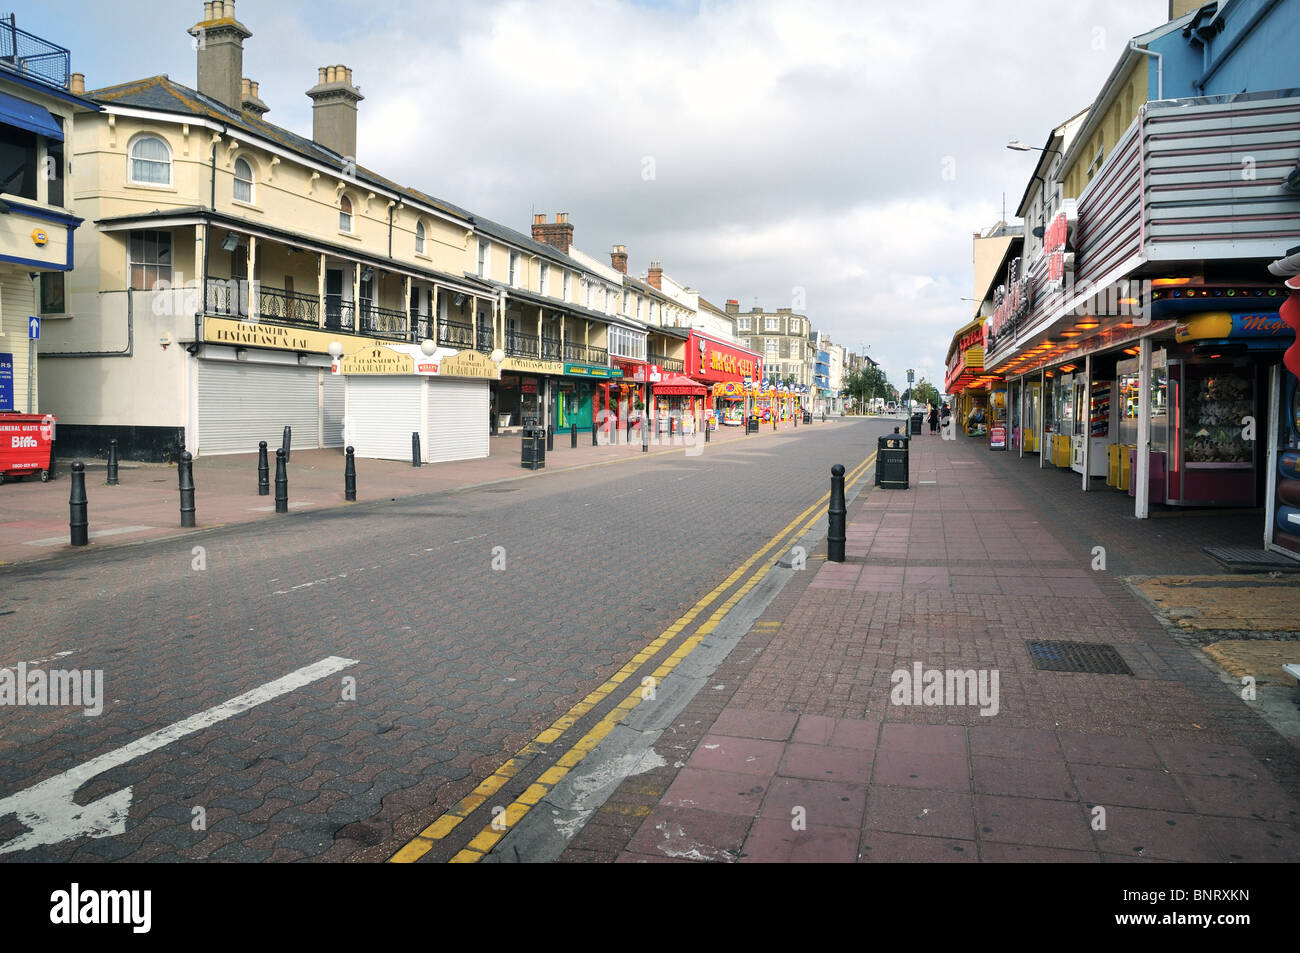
[28,316,40,340]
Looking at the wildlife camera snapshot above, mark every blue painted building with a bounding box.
[0,17,95,413]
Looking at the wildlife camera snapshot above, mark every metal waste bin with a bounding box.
[521,426,545,470]
[910,412,923,435]
[802,410,812,424]
[876,433,909,489]
[746,415,760,434]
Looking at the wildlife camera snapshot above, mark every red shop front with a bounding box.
[597,359,652,441]
[685,331,763,428]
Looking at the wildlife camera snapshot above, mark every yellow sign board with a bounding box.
[338,347,414,375]
[500,356,564,376]
[204,316,392,354]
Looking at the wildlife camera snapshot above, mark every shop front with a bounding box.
[683,331,763,430]
[651,374,707,434]
[337,343,498,463]
[494,356,565,432]
[554,361,621,435]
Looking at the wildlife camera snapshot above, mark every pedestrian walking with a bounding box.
[928,403,939,434]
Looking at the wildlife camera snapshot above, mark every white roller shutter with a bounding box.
[347,377,423,460]
[428,379,488,463]
[199,362,321,455]
[323,374,345,447]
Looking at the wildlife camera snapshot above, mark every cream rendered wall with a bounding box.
[0,271,39,412]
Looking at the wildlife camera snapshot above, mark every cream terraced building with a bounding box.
[40,0,670,461]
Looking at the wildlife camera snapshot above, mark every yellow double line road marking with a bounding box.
[389,451,877,863]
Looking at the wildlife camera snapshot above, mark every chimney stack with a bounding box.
[725,299,739,315]
[307,65,364,161]
[241,77,269,118]
[610,244,628,274]
[646,261,663,289]
[69,73,85,95]
[188,1,252,111]
[531,212,574,254]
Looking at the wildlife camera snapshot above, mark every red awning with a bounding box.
[653,374,708,396]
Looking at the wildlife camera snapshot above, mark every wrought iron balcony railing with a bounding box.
[505,329,539,358]
[358,302,410,341]
[436,318,475,349]
[650,352,685,373]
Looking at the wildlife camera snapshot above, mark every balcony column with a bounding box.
[403,275,412,340]
[317,254,326,329]
[560,314,566,361]
[537,307,543,358]
[585,319,590,350]
[247,235,258,320]
[353,265,361,334]
[470,290,478,349]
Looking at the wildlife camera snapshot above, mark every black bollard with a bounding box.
[282,425,292,463]
[669,416,674,439]
[794,410,798,427]
[547,424,554,452]
[106,439,119,486]
[571,422,578,449]
[592,419,598,447]
[179,451,196,527]
[69,461,88,546]
[412,431,422,468]
[705,419,711,443]
[642,416,649,453]
[257,441,269,496]
[344,446,357,501]
[274,448,288,513]
[827,463,846,563]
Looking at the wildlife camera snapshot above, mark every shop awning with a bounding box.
[0,91,63,140]
[653,374,707,396]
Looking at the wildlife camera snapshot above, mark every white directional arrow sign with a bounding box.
[0,655,357,855]
[28,316,40,340]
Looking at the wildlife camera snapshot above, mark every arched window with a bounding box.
[233,157,254,203]
[339,194,353,232]
[129,135,172,186]
[415,220,426,254]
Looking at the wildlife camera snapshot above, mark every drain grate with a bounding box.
[1204,547,1300,573]
[1025,640,1133,675]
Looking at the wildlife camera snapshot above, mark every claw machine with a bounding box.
[1166,358,1257,507]
[1070,375,1110,478]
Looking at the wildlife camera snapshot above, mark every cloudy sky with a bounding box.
[28,0,1169,387]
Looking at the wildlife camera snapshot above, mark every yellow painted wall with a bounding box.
[1062,62,1144,200]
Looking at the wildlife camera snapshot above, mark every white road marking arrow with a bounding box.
[0,655,357,855]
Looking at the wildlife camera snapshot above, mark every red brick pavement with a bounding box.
[561,429,1300,863]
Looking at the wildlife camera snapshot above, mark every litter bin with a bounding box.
[910,412,923,435]
[0,412,57,484]
[802,410,812,424]
[746,415,760,434]
[876,433,909,489]
[521,426,545,470]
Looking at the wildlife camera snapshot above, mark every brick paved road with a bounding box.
[0,417,893,862]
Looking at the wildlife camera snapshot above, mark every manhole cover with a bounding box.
[1025,640,1133,675]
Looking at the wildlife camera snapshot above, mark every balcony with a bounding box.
[541,335,562,361]
[357,302,410,342]
[258,285,319,328]
[0,20,71,91]
[506,329,539,358]
[650,352,685,373]
[436,317,475,350]
[564,341,608,365]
